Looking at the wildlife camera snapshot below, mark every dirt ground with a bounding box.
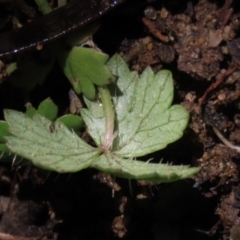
[0,0,240,239]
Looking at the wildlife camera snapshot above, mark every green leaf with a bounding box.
[0,144,10,153]
[4,110,100,172]
[25,106,37,118]
[0,121,13,143]
[91,152,200,182]
[0,121,13,155]
[34,0,52,14]
[82,54,189,157]
[5,63,17,75]
[37,98,58,121]
[57,47,116,89]
[25,99,57,120]
[56,114,84,133]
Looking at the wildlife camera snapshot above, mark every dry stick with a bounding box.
[142,17,169,43]
[213,127,240,153]
[198,65,237,106]
[216,0,233,29]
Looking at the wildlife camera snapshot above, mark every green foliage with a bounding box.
[36,0,108,100]
[25,98,84,132]
[57,47,116,100]
[0,121,13,153]
[3,0,111,99]
[57,114,84,135]
[5,63,17,75]
[36,98,58,121]
[3,55,200,182]
[0,99,83,157]
[35,0,52,14]
[4,111,98,172]
[83,55,189,157]
[7,45,113,100]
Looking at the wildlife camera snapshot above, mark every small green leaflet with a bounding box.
[57,47,116,100]
[34,98,58,121]
[24,98,84,131]
[35,0,52,14]
[4,54,200,182]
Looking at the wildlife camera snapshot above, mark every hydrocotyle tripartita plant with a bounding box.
[3,53,200,182]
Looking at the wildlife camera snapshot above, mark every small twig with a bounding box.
[213,127,240,153]
[198,65,237,106]
[142,17,169,43]
[216,0,233,29]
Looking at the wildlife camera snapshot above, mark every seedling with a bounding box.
[2,54,200,182]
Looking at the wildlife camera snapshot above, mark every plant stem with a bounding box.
[98,86,115,151]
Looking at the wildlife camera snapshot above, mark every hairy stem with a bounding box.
[98,86,115,151]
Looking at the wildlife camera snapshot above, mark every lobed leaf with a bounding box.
[83,54,189,157]
[91,152,200,182]
[57,47,116,93]
[4,110,99,172]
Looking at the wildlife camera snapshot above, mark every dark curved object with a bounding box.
[0,0,126,57]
